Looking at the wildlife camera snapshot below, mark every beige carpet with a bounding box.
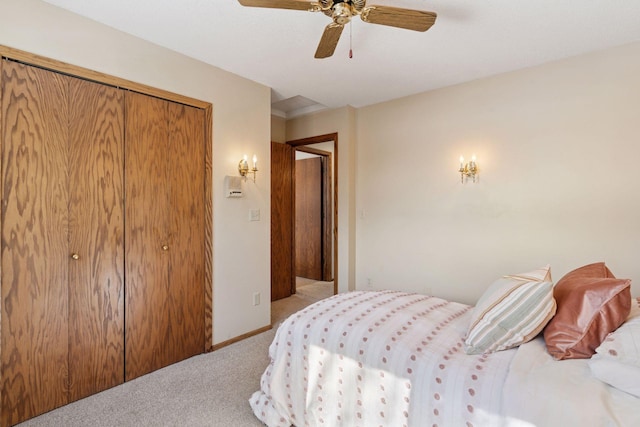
[271,278,334,326]
[19,279,333,427]
[21,331,274,427]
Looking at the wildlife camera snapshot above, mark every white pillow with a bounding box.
[589,297,640,397]
[464,265,556,354]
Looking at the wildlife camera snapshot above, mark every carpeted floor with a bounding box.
[19,279,333,427]
[271,278,334,327]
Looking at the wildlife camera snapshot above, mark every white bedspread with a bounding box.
[502,336,640,427]
[251,291,519,427]
[251,290,640,427]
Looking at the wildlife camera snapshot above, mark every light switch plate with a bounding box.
[249,209,260,221]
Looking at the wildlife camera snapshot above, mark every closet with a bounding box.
[0,50,212,427]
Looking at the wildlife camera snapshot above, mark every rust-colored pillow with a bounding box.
[543,262,631,360]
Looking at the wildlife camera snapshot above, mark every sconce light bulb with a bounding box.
[471,154,477,162]
[252,154,257,168]
[459,155,464,163]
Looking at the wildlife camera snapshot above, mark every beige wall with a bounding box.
[287,107,357,292]
[271,115,286,143]
[1,0,272,344]
[355,42,640,304]
[6,0,637,347]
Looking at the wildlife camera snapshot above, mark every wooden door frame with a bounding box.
[295,146,333,281]
[0,45,214,353]
[287,133,338,295]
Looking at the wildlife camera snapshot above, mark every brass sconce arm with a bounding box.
[239,154,258,183]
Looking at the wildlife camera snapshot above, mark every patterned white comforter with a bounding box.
[250,290,518,427]
[251,290,640,427]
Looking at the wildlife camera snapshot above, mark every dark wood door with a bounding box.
[124,92,204,381]
[295,157,323,280]
[1,60,71,427]
[271,141,295,301]
[68,78,125,401]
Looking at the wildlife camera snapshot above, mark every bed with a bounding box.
[251,264,640,427]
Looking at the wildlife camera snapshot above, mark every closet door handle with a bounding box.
[161,245,169,251]
[71,253,80,260]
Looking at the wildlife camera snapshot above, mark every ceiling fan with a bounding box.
[237,0,437,58]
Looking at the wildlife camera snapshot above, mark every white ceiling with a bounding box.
[42,0,640,117]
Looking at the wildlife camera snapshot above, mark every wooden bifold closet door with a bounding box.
[124,91,205,381]
[1,57,207,427]
[1,60,125,426]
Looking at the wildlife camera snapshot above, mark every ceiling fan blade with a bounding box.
[237,0,318,11]
[361,5,437,31]
[315,23,344,59]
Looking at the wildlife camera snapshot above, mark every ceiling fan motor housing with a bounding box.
[321,1,367,24]
[332,3,353,24]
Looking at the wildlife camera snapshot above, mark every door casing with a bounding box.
[270,133,338,301]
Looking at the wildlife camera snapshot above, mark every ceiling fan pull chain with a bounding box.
[349,21,353,58]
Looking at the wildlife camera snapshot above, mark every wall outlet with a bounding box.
[253,292,261,306]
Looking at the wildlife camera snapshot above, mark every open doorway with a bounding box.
[270,133,338,320]
[295,146,333,282]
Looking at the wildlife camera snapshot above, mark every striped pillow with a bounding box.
[464,265,556,354]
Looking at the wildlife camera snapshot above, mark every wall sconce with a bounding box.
[239,154,258,182]
[459,154,478,183]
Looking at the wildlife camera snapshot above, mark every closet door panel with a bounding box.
[68,78,125,401]
[1,61,70,426]
[125,92,205,380]
[124,91,171,381]
[166,102,204,362]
